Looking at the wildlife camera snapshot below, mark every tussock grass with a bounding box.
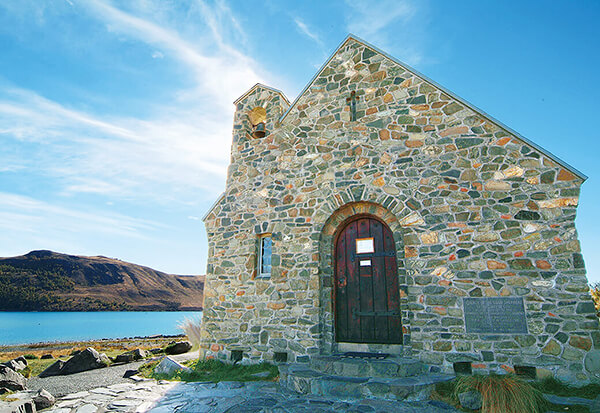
[178,317,202,347]
[454,374,546,413]
[435,375,595,413]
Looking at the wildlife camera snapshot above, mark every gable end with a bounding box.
[280,34,586,181]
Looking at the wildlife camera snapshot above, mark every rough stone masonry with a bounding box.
[200,34,600,383]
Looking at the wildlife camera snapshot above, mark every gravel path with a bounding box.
[27,360,147,397]
[27,351,199,397]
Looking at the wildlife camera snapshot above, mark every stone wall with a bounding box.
[201,37,600,382]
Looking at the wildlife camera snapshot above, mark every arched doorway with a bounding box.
[334,216,402,344]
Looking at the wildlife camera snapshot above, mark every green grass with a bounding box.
[138,359,161,377]
[140,359,278,383]
[545,403,590,413]
[22,358,59,377]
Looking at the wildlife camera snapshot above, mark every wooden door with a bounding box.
[334,217,402,344]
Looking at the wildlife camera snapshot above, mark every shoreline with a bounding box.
[0,334,187,358]
[1,333,186,348]
[0,311,202,348]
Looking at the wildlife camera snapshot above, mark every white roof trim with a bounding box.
[279,34,587,181]
[202,192,225,222]
[233,83,290,106]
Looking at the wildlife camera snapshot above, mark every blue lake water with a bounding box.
[0,311,203,345]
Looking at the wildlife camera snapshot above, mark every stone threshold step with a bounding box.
[280,363,454,402]
[310,354,425,378]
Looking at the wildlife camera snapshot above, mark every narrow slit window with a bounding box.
[258,235,272,277]
[346,91,359,121]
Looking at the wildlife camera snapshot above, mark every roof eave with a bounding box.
[201,192,225,222]
[233,83,291,106]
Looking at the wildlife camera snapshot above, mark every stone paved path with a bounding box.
[30,379,458,412]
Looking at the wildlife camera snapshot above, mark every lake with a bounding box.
[0,311,203,345]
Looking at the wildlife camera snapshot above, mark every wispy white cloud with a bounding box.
[0,88,138,141]
[294,18,323,47]
[87,0,264,111]
[0,191,172,263]
[345,0,416,38]
[0,192,164,239]
[0,87,230,200]
[344,0,425,65]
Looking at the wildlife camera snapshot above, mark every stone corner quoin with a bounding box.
[199,35,599,384]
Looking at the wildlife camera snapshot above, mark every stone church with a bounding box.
[200,34,600,384]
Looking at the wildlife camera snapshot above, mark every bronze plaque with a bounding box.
[463,297,528,334]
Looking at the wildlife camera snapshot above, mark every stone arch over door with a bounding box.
[318,201,411,355]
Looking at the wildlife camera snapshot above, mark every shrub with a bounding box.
[23,354,38,360]
[454,374,547,413]
[178,317,202,347]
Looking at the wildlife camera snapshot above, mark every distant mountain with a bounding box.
[0,250,204,311]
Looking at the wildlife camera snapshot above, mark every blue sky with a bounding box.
[1,1,599,281]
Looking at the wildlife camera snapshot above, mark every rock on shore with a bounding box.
[39,348,109,378]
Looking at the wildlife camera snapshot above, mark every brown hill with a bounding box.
[0,250,204,311]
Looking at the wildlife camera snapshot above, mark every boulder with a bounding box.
[99,353,111,365]
[123,369,138,378]
[153,357,190,376]
[132,349,147,359]
[2,357,28,372]
[114,348,147,364]
[38,360,64,378]
[164,341,192,355]
[149,348,164,355]
[0,365,26,391]
[0,387,10,394]
[114,353,135,364]
[60,348,108,375]
[458,390,482,411]
[40,354,54,360]
[33,389,55,410]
